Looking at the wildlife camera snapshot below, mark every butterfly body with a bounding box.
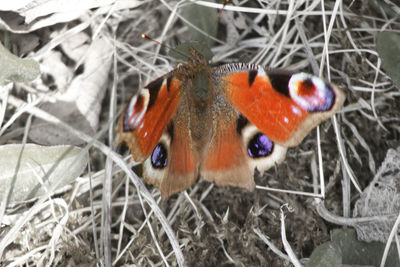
[118,48,345,197]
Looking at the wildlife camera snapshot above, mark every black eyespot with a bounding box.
[247,133,274,158]
[151,143,168,168]
[167,122,174,143]
[236,115,249,135]
[146,77,163,110]
[248,69,258,87]
[267,70,292,97]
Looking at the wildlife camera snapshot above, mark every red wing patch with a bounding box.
[219,69,345,147]
[201,112,255,191]
[117,76,181,161]
[142,110,199,198]
[160,126,199,197]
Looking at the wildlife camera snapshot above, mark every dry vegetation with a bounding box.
[1,0,400,266]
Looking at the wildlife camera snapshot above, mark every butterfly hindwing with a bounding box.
[201,82,288,191]
[201,103,255,190]
[142,100,200,197]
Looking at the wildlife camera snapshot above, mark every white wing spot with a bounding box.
[283,116,289,124]
[291,105,302,116]
[257,67,267,77]
[127,88,150,129]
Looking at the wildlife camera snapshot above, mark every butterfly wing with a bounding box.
[117,73,200,197]
[200,84,288,191]
[118,53,345,197]
[201,65,345,190]
[117,74,181,161]
[200,104,288,191]
[215,66,345,147]
[141,107,200,197]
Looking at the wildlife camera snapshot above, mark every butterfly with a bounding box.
[117,48,345,198]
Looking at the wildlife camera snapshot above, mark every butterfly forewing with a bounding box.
[117,74,182,161]
[214,65,345,147]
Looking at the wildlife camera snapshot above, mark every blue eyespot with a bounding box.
[151,143,168,168]
[247,133,274,158]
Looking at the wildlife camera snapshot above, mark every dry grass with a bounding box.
[1,0,400,266]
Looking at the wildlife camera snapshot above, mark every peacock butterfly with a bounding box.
[117,47,345,198]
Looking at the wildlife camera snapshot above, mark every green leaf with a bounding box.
[0,41,39,85]
[307,242,342,267]
[181,1,218,45]
[0,144,88,203]
[377,32,400,87]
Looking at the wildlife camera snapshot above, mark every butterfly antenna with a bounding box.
[141,34,189,60]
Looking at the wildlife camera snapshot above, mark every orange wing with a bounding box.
[142,106,199,197]
[118,74,202,197]
[201,95,288,192]
[201,109,256,191]
[215,66,345,147]
[117,75,181,162]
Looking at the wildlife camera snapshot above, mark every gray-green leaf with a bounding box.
[0,41,39,85]
[376,32,400,87]
[307,242,342,267]
[331,229,399,267]
[181,1,218,45]
[0,144,88,203]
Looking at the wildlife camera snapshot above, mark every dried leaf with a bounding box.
[29,36,112,145]
[0,0,145,33]
[353,147,400,242]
